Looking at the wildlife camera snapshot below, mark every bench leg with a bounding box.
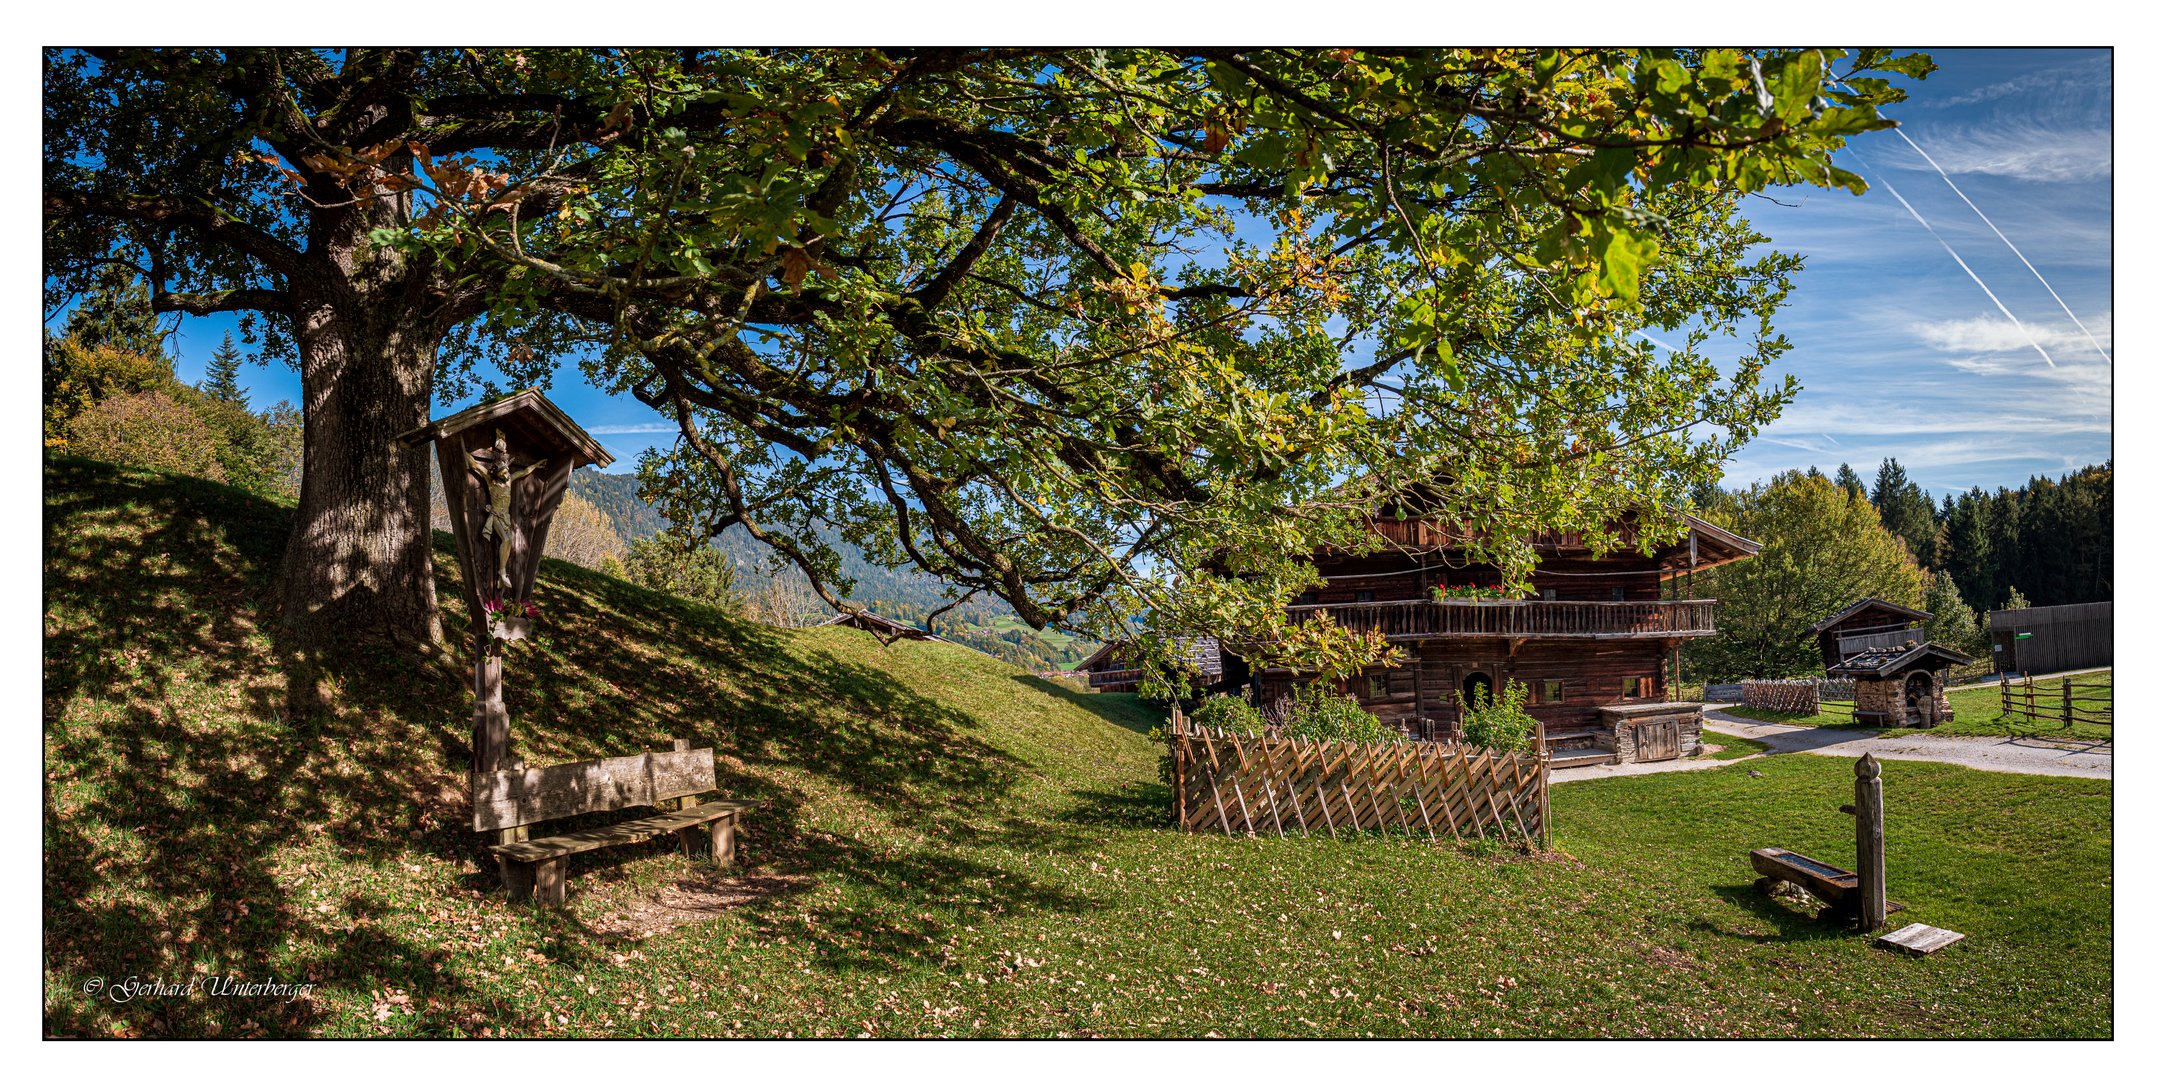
[709,814,737,868]
[532,855,568,906]
[677,822,708,859]
[502,858,536,900]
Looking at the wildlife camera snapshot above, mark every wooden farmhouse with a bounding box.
[1239,510,1760,768]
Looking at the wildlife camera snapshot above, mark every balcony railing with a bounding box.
[1285,599,1719,640]
[1834,625,1927,656]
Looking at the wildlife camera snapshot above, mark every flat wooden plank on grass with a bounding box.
[1876,923,1964,956]
[487,800,758,862]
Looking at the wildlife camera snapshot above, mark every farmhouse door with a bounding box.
[1635,719,1680,762]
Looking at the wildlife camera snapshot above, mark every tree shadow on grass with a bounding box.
[1010,676,1167,737]
[1056,785,1173,832]
[41,457,1110,1034]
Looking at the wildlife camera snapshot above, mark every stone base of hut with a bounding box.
[1594,701,1703,764]
[1852,671,1952,728]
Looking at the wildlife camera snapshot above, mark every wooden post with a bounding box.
[2062,681,2074,730]
[1534,721,1550,847]
[533,856,568,906]
[472,632,508,776]
[486,755,528,871]
[1854,753,1887,931]
[1168,703,1186,830]
[709,814,737,867]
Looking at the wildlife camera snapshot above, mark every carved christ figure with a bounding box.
[467,430,546,592]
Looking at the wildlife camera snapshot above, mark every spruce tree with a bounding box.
[1833,462,1866,500]
[201,332,249,407]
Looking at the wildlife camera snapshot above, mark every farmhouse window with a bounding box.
[1365,674,1389,700]
[1537,679,1564,704]
[1355,589,1375,603]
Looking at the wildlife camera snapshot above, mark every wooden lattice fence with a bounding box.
[1740,679,1820,716]
[1167,714,1549,845]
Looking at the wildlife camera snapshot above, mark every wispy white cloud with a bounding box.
[1912,313,2110,358]
[1885,123,2110,183]
[1917,56,2110,109]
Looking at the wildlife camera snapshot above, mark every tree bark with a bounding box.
[276,248,449,646]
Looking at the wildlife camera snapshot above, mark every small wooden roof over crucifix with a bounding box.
[396,387,615,470]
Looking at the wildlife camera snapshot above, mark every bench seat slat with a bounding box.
[489,800,761,862]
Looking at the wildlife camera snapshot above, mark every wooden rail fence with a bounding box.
[1167,713,1550,845]
[2001,675,2112,734]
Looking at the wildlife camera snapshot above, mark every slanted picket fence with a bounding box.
[1740,679,1821,716]
[1166,710,1549,845]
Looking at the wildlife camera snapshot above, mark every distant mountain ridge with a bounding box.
[568,471,1099,669]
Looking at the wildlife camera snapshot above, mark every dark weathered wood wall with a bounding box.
[1989,601,2112,674]
[1260,638,1669,738]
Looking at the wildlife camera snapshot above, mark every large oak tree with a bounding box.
[44,48,1928,666]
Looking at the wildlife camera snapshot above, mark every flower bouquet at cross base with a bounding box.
[483,595,540,642]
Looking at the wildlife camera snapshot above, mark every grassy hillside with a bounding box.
[44,458,2111,1038]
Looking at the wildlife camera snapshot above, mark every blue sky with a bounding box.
[138,47,2112,502]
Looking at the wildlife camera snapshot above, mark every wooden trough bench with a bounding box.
[1750,847,1903,922]
[474,739,758,906]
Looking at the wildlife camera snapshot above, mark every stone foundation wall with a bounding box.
[1599,703,1704,763]
[1851,672,1954,727]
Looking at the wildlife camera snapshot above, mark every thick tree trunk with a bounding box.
[278,280,445,646]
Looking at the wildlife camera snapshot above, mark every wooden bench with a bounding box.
[1750,847,1903,922]
[473,738,758,906]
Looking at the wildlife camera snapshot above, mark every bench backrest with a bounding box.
[473,746,717,832]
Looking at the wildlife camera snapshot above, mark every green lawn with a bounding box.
[1699,732,1773,760]
[44,458,2113,1038]
[1715,671,2113,741]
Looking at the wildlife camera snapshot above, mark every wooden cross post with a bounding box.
[1854,753,1887,931]
[473,640,507,776]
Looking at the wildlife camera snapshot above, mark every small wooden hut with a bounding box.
[1828,641,1977,728]
[1076,637,1224,693]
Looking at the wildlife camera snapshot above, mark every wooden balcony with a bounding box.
[1285,599,1720,641]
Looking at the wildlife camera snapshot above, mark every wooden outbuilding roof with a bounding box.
[1827,641,1978,677]
[1805,597,1933,637]
[1077,637,1223,680]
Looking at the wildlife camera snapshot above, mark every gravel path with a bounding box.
[1548,710,2112,784]
[1702,711,2111,780]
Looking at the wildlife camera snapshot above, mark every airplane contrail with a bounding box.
[1635,330,1682,354]
[1890,125,2112,365]
[1849,148,2058,369]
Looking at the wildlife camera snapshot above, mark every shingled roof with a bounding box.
[1827,640,1978,677]
[1805,597,1933,638]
